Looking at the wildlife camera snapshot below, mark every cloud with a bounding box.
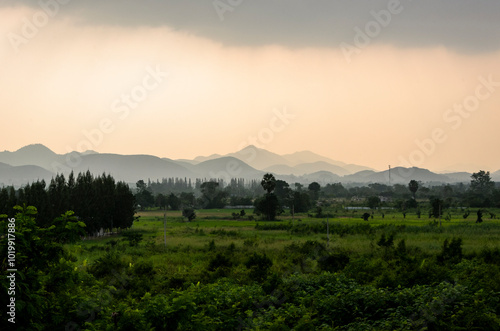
[1,4,499,171]
[2,0,500,53]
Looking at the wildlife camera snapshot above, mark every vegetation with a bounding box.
[1,171,500,329]
[0,171,135,235]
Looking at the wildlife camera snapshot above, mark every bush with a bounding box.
[377,233,394,248]
[122,231,143,247]
[208,253,233,271]
[318,251,350,272]
[246,253,273,281]
[438,238,463,264]
[182,208,196,221]
[88,251,127,278]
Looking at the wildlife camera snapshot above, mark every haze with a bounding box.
[1,1,499,173]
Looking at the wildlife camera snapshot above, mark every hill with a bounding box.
[0,162,54,187]
[0,144,488,187]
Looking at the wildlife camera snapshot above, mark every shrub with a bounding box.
[122,231,143,247]
[246,253,273,281]
[438,238,463,264]
[88,251,127,278]
[208,253,233,271]
[318,251,350,272]
[182,208,196,221]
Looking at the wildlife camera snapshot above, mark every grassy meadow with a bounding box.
[70,207,500,273]
[50,207,500,329]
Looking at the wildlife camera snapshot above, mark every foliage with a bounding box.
[1,172,135,235]
[182,208,197,221]
[2,202,500,330]
[469,170,495,207]
[437,237,463,264]
[200,181,227,209]
[408,179,419,199]
[261,173,277,194]
[254,193,281,221]
[367,196,381,209]
[122,231,144,246]
[245,252,273,281]
[430,197,443,218]
[477,209,483,223]
[0,206,90,330]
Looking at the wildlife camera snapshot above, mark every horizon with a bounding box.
[1,2,499,173]
[3,142,499,175]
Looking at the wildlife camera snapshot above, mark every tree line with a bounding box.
[134,171,499,222]
[0,171,135,234]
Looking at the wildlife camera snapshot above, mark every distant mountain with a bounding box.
[262,164,297,175]
[0,144,58,171]
[296,171,341,183]
[282,151,373,173]
[444,172,473,183]
[0,162,54,187]
[492,170,500,182]
[264,161,351,176]
[225,145,289,170]
[193,153,223,163]
[344,167,466,184]
[217,145,373,176]
[192,157,265,180]
[274,171,341,186]
[71,154,197,184]
[0,144,486,187]
[282,150,344,166]
[437,163,490,173]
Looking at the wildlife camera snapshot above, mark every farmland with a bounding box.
[53,207,500,330]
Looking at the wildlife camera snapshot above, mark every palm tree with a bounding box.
[408,180,419,200]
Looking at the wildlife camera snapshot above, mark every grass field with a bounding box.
[70,207,500,267]
[57,207,500,329]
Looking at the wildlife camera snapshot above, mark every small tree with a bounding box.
[182,208,196,222]
[430,198,443,218]
[476,209,483,223]
[367,196,381,210]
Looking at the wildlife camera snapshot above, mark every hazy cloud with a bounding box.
[3,0,500,52]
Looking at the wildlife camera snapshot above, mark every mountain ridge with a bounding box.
[0,144,496,187]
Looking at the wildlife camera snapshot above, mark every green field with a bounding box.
[72,207,500,270]
[7,207,500,330]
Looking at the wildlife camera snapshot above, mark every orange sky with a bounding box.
[1,5,499,172]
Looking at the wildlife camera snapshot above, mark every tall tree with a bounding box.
[408,180,419,200]
[166,193,181,210]
[261,173,276,194]
[113,181,135,229]
[200,181,227,208]
[274,180,292,208]
[308,182,321,201]
[254,174,281,220]
[469,170,495,207]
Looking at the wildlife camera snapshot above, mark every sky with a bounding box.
[1,0,500,172]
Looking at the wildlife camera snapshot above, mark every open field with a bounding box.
[9,206,500,329]
[71,207,500,271]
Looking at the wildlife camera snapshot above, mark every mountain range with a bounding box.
[0,144,498,188]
